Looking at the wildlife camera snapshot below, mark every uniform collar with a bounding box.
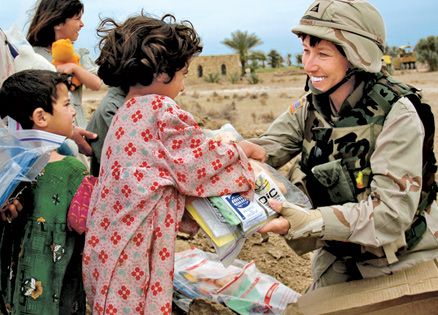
[311,74,370,123]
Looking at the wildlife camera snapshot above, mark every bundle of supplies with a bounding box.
[173,248,300,315]
[0,118,65,208]
[186,124,311,265]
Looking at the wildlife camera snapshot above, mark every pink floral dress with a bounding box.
[83,94,255,315]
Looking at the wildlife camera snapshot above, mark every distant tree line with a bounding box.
[221,30,301,75]
[222,30,438,74]
[415,36,438,71]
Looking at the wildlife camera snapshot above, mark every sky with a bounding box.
[1,0,437,59]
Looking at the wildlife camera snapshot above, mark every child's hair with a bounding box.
[27,0,84,47]
[0,70,70,129]
[96,13,203,92]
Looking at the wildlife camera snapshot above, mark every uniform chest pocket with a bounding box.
[311,159,356,203]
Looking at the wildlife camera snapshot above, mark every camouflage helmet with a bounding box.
[292,0,385,73]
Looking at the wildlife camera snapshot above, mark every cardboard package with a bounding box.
[288,259,438,315]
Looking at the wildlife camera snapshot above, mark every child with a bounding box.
[27,0,101,129]
[83,14,266,314]
[0,70,87,314]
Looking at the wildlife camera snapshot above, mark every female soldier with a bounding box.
[256,0,438,289]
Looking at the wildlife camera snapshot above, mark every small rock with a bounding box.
[267,247,285,260]
[188,298,235,315]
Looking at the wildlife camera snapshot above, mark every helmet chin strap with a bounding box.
[305,68,359,96]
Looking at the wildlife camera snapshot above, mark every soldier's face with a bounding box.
[302,36,349,93]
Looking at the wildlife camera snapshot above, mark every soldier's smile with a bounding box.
[301,36,350,94]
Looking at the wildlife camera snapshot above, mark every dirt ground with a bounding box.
[83,68,438,313]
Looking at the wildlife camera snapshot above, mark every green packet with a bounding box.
[208,196,241,226]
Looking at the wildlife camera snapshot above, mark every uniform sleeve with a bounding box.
[156,103,254,197]
[319,97,423,248]
[249,104,306,169]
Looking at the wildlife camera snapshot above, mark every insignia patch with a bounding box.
[310,3,320,12]
[289,97,305,113]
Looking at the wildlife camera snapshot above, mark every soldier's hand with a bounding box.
[259,199,323,239]
[258,215,290,235]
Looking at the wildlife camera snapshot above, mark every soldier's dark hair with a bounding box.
[96,13,203,92]
[298,33,346,57]
[0,70,70,129]
[27,0,84,47]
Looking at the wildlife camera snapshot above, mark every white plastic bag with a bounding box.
[5,25,56,72]
[174,248,300,315]
[0,119,65,207]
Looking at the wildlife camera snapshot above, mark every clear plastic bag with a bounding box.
[174,248,300,315]
[186,124,311,266]
[251,160,312,210]
[0,119,65,207]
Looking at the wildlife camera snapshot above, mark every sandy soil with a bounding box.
[83,68,438,313]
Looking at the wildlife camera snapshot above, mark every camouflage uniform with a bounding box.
[254,75,438,288]
[251,0,438,288]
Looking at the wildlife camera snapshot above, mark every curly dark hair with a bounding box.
[27,0,84,47]
[0,70,70,129]
[96,13,203,92]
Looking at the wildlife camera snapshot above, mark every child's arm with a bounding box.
[158,103,255,198]
[56,63,101,91]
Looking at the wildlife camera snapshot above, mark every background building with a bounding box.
[187,54,241,82]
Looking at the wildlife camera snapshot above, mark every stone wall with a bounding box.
[188,54,241,82]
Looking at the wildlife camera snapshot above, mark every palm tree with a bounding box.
[295,53,303,66]
[286,53,292,67]
[249,51,267,68]
[222,31,262,75]
[267,49,283,68]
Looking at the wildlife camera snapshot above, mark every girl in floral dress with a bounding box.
[82,13,266,315]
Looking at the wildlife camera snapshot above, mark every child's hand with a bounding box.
[1,198,23,222]
[238,140,266,162]
[56,62,78,74]
[178,210,199,237]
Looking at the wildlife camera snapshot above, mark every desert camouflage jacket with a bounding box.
[252,75,438,277]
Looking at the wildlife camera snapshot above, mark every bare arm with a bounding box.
[56,63,101,90]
